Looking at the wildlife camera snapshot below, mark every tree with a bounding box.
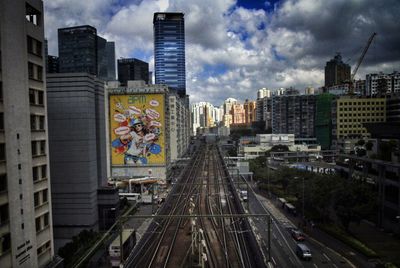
[365,141,373,151]
[334,180,377,231]
[357,139,365,146]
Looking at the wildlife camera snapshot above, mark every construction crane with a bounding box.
[350,32,377,83]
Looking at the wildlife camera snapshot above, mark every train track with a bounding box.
[126,143,265,268]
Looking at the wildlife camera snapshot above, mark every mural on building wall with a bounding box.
[110,94,165,165]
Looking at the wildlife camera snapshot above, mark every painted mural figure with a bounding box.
[110,95,163,165]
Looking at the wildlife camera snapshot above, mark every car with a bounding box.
[291,229,305,241]
[296,243,312,260]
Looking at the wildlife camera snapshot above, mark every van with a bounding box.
[296,243,312,260]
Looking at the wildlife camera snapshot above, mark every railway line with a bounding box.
[125,144,265,268]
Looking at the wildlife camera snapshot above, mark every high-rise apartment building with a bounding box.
[325,53,351,87]
[191,102,223,134]
[386,94,400,123]
[153,13,186,96]
[0,1,55,266]
[256,97,272,129]
[47,73,108,249]
[257,88,271,99]
[271,94,316,138]
[117,58,149,86]
[58,25,115,81]
[366,71,400,96]
[169,94,190,161]
[244,99,256,124]
[230,104,245,125]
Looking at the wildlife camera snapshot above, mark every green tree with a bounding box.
[365,141,373,151]
[334,180,377,231]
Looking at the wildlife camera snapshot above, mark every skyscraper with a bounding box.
[58,25,115,81]
[117,58,149,86]
[153,12,186,96]
[325,53,351,87]
[0,0,55,266]
[106,42,116,81]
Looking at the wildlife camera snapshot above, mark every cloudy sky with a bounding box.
[44,0,400,106]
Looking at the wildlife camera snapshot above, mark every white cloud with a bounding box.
[44,0,400,106]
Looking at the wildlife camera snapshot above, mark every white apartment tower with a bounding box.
[0,1,54,267]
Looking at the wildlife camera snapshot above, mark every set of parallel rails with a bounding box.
[215,147,253,267]
[126,143,265,268]
[125,146,205,267]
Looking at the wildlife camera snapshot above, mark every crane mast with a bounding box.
[351,32,377,81]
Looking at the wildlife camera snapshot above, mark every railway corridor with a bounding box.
[126,144,265,268]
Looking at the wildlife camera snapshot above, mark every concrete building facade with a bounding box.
[47,73,107,249]
[366,71,400,96]
[331,96,386,152]
[244,99,256,124]
[230,103,245,125]
[271,94,316,138]
[169,94,190,161]
[0,1,55,266]
[324,53,351,87]
[117,58,149,86]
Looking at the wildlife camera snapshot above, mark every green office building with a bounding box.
[316,93,335,149]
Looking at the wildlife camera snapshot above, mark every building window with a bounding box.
[0,113,4,130]
[41,165,46,179]
[0,174,7,192]
[27,36,42,57]
[27,62,43,81]
[29,89,35,104]
[0,204,9,226]
[31,141,37,156]
[33,166,38,182]
[43,213,49,227]
[34,192,39,207]
[0,233,11,253]
[40,140,45,155]
[35,217,41,232]
[38,91,44,105]
[28,62,34,79]
[39,116,45,130]
[0,144,5,161]
[26,3,41,26]
[31,115,36,130]
[42,189,48,203]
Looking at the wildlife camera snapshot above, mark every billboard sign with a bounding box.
[110,94,165,165]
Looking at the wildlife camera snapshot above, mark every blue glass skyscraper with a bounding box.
[153,12,186,96]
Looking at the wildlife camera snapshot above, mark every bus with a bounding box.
[109,229,136,267]
[284,203,297,216]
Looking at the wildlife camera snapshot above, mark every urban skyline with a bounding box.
[44,0,400,105]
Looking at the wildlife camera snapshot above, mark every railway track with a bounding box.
[125,143,265,268]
